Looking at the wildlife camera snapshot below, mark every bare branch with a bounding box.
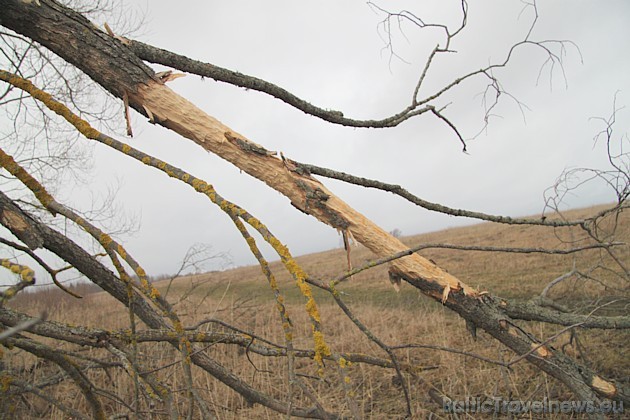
[293,159,612,227]
[124,2,577,152]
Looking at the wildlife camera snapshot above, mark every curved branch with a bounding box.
[123,1,575,148]
[126,38,426,128]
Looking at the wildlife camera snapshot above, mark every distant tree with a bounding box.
[0,1,628,419]
[390,228,403,239]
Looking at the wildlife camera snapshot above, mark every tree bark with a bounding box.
[1,0,626,411]
[0,191,166,330]
[0,188,330,419]
[0,0,468,298]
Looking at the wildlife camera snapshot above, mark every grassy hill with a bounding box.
[7,203,629,418]
[156,203,628,308]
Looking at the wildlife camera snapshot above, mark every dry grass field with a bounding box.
[3,204,628,419]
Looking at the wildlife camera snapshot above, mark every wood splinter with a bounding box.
[103,22,131,45]
[142,105,155,123]
[441,284,451,304]
[123,91,133,137]
[342,229,354,280]
[155,70,186,84]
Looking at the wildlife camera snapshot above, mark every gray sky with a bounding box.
[4,1,630,282]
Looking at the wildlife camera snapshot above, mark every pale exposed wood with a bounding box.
[133,81,475,297]
[1,0,622,410]
[592,376,617,397]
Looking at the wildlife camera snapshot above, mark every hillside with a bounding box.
[158,203,628,305]
[6,203,628,419]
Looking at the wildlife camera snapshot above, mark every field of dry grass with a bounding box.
[4,204,628,418]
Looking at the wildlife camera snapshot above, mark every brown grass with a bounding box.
[4,204,628,419]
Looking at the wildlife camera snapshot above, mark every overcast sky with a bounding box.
[3,1,630,283]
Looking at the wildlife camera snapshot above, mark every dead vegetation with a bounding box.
[4,204,628,419]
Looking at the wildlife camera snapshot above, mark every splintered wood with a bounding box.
[134,80,476,299]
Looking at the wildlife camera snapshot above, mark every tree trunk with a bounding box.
[1,0,626,411]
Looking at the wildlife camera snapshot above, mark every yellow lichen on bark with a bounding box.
[132,80,478,300]
[116,244,127,259]
[99,233,113,248]
[0,148,54,209]
[312,330,332,365]
[149,286,161,300]
[20,268,34,282]
[0,259,35,284]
